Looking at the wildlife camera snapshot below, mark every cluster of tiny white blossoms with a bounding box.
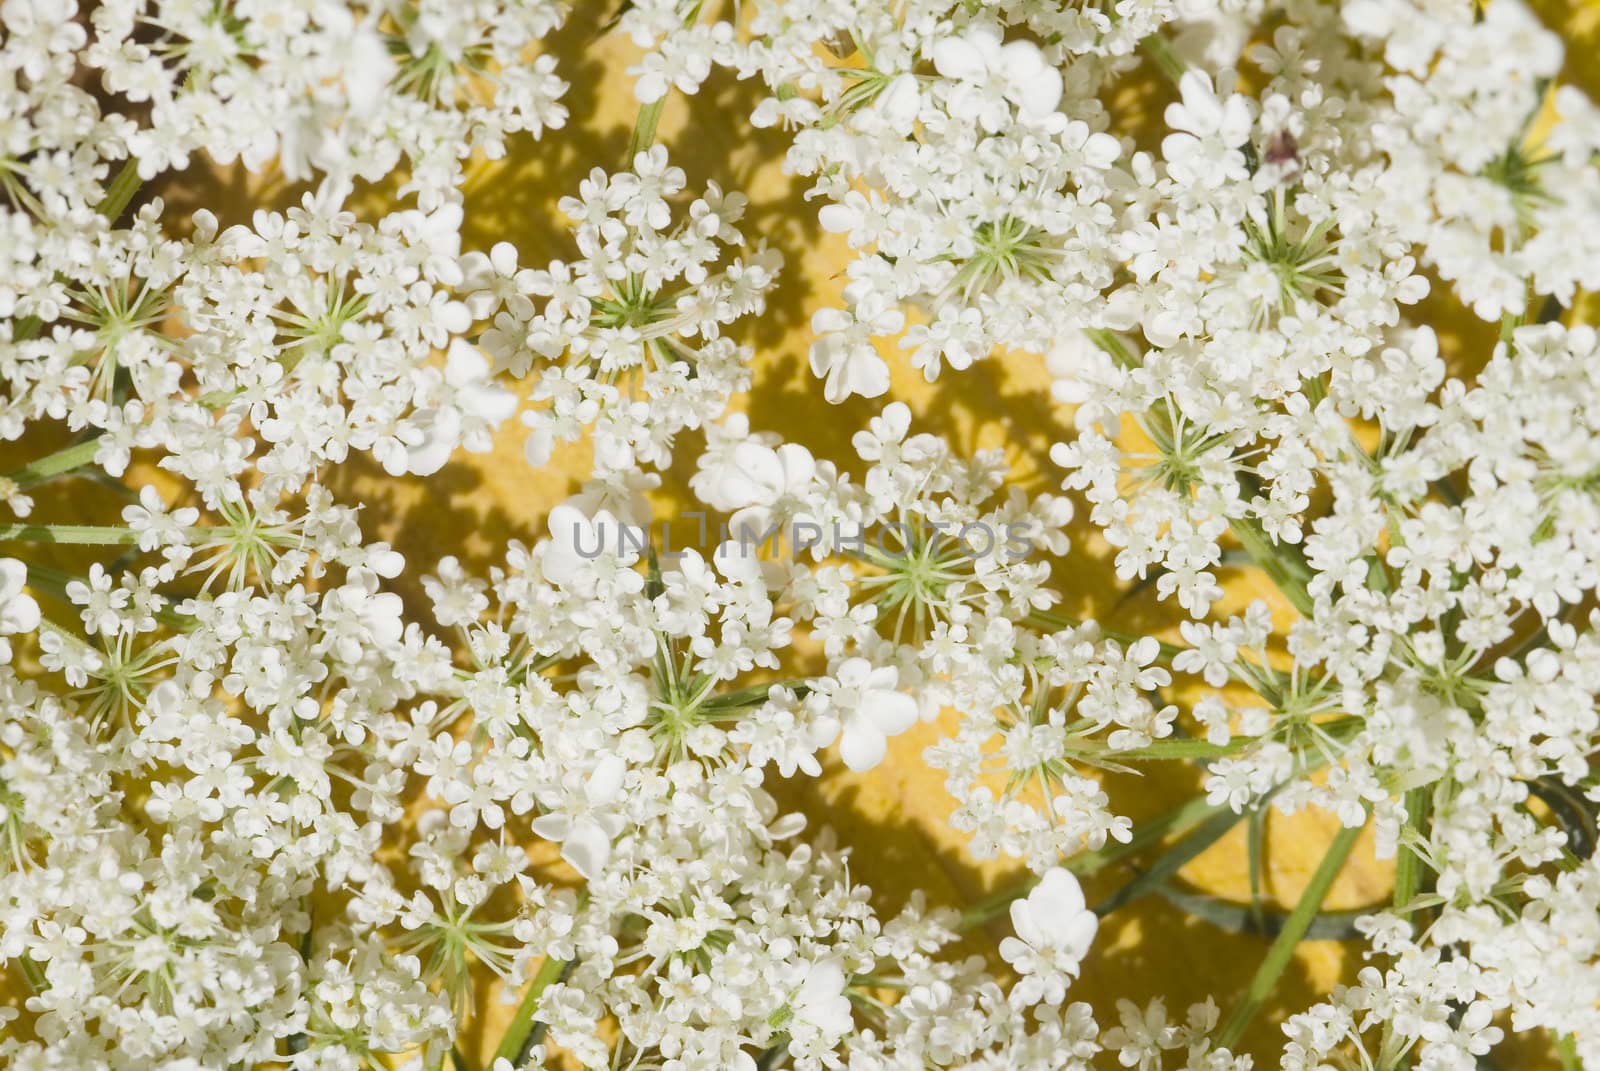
[2,1,1600,1070]
[472,146,783,474]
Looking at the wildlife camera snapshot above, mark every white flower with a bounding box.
[121,486,200,553]
[809,293,902,403]
[931,24,1063,132]
[708,441,816,512]
[814,658,919,772]
[1000,867,1097,1006]
[0,558,39,649]
[709,440,818,546]
[540,502,643,594]
[875,73,921,126]
[12,2,1600,1064]
[788,958,853,1050]
[1161,70,1252,186]
[530,754,628,881]
[401,340,519,476]
[323,570,406,661]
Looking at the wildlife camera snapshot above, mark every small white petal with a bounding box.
[560,819,613,880]
[931,37,987,82]
[838,719,888,772]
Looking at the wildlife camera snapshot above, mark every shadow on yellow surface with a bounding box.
[323,12,1388,1066]
[11,2,1600,1067]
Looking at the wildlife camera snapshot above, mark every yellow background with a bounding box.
[8,1,1600,1066]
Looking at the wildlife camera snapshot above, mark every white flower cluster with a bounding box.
[472,146,783,473]
[97,0,568,201]
[3,0,1600,1070]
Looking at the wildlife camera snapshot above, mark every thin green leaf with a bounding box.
[98,157,143,223]
[958,794,1228,932]
[18,955,45,991]
[1156,885,1368,940]
[1095,805,1247,917]
[1228,514,1314,615]
[1096,736,1255,762]
[1215,821,1364,1050]
[701,680,812,711]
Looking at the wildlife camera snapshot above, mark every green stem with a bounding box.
[1248,802,1268,933]
[1085,328,1140,369]
[1071,715,1360,767]
[1554,1032,1583,1071]
[1139,32,1187,86]
[626,99,667,162]
[958,722,1357,933]
[617,0,709,164]
[0,524,146,545]
[1215,821,1364,1050]
[4,436,104,490]
[700,680,812,711]
[1228,502,1315,616]
[1083,736,1255,762]
[17,955,45,992]
[98,157,144,224]
[1156,886,1368,940]
[491,955,572,1068]
[1094,804,1247,917]
[1378,786,1429,1071]
[1392,787,1429,912]
[958,794,1227,931]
